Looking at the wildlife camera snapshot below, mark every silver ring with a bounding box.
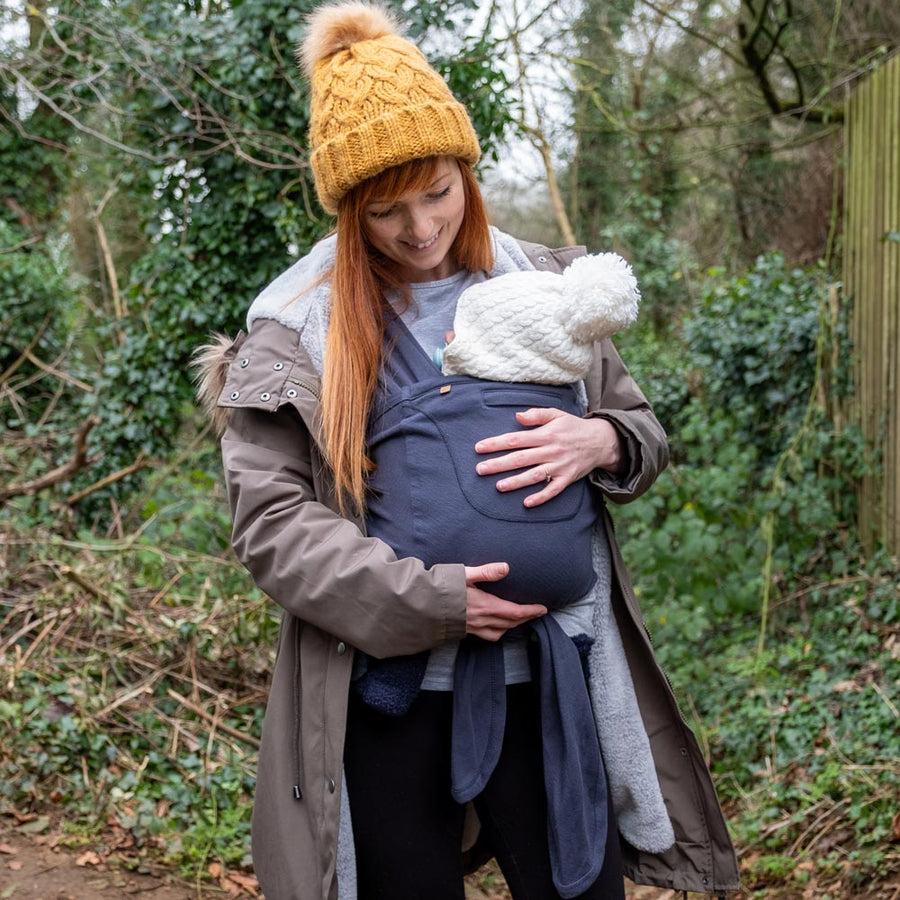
[543,467,552,484]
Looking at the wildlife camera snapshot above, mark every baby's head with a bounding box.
[441,252,640,384]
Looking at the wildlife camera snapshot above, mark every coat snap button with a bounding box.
[273,362,284,371]
[260,392,271,402]
[240,358,249,368]
[327,777,336,794]
[286,388,298,399]
[229,391,240,400]
[336,641,347,655]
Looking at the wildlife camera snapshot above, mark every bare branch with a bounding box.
[66,455,149,506]
[636,0,745,67]
[0,416,99,505]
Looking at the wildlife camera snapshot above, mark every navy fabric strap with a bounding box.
[530,616,608,898]
[451,621,607,899]
[450,636,507,802]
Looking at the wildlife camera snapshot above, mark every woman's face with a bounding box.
[363,157,466,283]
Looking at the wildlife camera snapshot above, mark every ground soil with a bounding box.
[3,815,899,900]
[0,818,200,900]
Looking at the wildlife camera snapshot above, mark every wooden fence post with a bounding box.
[843,53,900,555]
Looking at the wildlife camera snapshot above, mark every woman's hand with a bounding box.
[464,562,547,641]
[474,408,623,507]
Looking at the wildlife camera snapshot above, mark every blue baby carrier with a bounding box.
[358,311,609,898]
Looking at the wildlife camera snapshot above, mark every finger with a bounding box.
[522,484,558,508]
[515,407,566,426]
[476,448,544,477]
[475,409,554,455]
[467,600,547,639]
[464,562,509,585]
[474,430,535,456]
[493,464,563,495]
[506,601,548,621]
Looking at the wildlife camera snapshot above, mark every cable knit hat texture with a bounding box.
[299,2,481,213]
[441,253,641,384]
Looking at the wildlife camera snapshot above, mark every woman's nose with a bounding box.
[405,208,433,241]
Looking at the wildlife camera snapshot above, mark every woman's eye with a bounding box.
[368,207,395,219]
[428,186,452,201]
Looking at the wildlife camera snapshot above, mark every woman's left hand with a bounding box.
[474,408,623,507]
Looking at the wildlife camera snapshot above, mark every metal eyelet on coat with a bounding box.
[286,388,298,399]
[260,392,271,402]
[273,362,284,371]
[229,391,240,400]
[240,358,249,368]
[537,255,548,263]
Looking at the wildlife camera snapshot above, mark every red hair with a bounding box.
[322,157,492,513]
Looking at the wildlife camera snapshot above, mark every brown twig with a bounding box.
[23,349,94,392]
[59,565,123,609]
[0,316,51,384]
[165,688,261,749]
[66,454,148,505]
[0,416,99,504]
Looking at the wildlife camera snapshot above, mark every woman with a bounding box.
[197,3,739,899]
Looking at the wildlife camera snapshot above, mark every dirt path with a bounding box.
[0,818,227,900]
[0,816,672,900]
[5,815,898,900]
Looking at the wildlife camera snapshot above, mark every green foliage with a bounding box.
[612,253,897,889]
[614,255,862,677]
[690,567,900,887]
[0,458,275,878]
[0,226,85,444]
[684,254,825,463]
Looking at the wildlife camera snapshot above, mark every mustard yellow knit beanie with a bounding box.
[298,2,481,213]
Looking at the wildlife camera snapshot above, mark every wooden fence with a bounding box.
[843,53,900,554]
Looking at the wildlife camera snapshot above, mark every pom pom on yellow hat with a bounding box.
[298,1,481,213]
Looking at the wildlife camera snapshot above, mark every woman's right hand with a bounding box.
[464,563,547,642]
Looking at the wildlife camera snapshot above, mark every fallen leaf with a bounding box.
[7,861,23,871]
[225,872,261,896]
[208,862,223,878]
[75,850,101,867]
[18,815,50,835]
[0,844,16,855]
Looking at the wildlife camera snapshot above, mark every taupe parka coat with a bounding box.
[202,236,739,900]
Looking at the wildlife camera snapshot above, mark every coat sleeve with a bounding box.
[221,402,468,658]
[583,337,669,503]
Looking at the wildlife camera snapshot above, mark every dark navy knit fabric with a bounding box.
[356,313,609,897]
[364,327,598,607]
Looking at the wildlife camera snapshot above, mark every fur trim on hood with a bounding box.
[192,332,240,436]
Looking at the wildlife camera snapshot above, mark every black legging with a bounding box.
[344,684,626,900]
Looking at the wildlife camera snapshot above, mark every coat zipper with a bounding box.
[287,374,321,400]
[292,621,303,800]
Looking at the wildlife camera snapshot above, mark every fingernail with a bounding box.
[475,442,484,452]
[475,463,485,474]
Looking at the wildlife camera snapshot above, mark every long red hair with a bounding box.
[322,156,493,514]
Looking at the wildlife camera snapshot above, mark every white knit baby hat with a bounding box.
[441,252,640,384]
